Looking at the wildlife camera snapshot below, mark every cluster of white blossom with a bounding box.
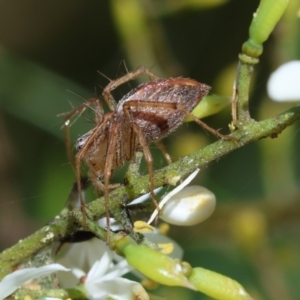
[0,169,217,300]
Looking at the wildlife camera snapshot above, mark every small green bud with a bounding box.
[249,0,289,45]
[189,267,253,300]
[186,95,230,122]
[242,0,289,58]
[114,237,195,289]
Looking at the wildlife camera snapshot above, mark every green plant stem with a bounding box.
[1,104,300,279]
[233,55,258,125]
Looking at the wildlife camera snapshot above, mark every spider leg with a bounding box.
[74,117,111,227]
[131,123,159,208]
[62,102,90,168]
[89,175,120,192]
[61,97,103,125]
[75,149,88,226]
[61,98,104,168]
[103,121,122,243]
[102,66,160,111]
[176,105,236,141]
[155,140,172,164]
[123,99,235,140]
[122,103,159,210]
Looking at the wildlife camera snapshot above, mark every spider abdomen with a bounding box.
[117,78,211,141]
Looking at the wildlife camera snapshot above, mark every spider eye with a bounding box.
[75,130,93,152]
[76,137,85,151]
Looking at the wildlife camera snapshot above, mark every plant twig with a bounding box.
[1,103,300,279]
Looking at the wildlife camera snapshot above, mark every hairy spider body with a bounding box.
[77,77,210,180]
[117,78,211,140]
[63,67,231,240]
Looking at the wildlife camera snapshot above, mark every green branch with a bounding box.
[1,102,300,279]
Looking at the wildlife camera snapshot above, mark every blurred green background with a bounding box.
[0,0,300,299]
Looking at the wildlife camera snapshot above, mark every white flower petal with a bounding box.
[99,265,131,282]
[67,238,109,271]
[86,239,110,268]
[86,252,113,282]
[57,238,110,279]
[57,238,111,288]
[267,61,300,102]
[128,187,163,206]
[0,264,69,299]
[71,267,86,279]
[110,259,132,275]
[86,262,131,286]
[86,278,149,300]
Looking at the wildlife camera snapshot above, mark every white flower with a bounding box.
[267,60,300,102]
[80,251,148,300]
[0,238,149,300]
[0,264,69,300]
[59,237,110,275]
[57,238,109,288]
[58,238,149,300]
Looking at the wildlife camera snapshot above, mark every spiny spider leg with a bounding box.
[102,66,160,111]
[177,106,236,140]
[62,98,104,168]
[123,99,235,140]
[155,140,172,165]
[74,114,112,226]
[102,121,122,242]
[62,98,103,125]
[128,122,158,208]
[122,100,175,210]
[135,126,158,207]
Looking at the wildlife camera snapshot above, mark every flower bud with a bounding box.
[186,95,230,121]
[242,0,289,57]
[114,237,194,289]
[189,267,253,300]
[160,186,216,226]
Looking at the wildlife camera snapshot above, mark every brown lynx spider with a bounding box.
[62,66,233,237]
